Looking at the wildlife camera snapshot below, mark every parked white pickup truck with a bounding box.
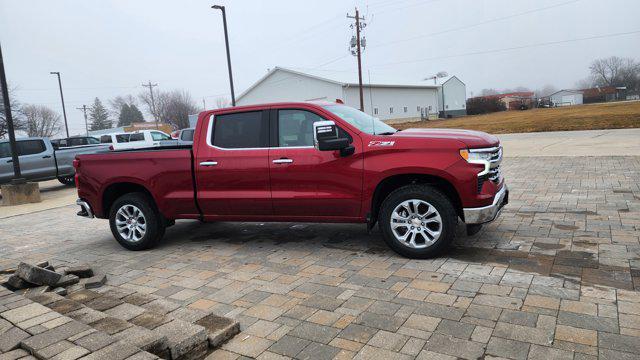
[109,130,176,150]
[0,137,109,185]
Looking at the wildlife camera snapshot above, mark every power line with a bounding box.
[370,29,640,68]
[370,0,583,49]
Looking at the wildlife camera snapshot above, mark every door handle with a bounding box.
[6,159,12,163]
[199,161,218,166]
[43,155,52,158]
[272,158,293,164]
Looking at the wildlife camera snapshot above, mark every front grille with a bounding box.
[488,165,500,182]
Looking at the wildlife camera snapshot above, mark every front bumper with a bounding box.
[463,184,508,224]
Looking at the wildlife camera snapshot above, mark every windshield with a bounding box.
[322,104,397,135]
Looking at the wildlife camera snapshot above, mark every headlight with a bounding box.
[459,149,491,176]
[459,149,493,162]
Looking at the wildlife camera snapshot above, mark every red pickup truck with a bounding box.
[74,102,507,258]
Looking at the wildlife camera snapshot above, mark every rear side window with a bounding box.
[116,134,130,143]
[181,129,194,141]
[87,137,100,144]
[17,140,46,156]
[129,133,144,142]
[212,111,267,148]
[100,135,112,143]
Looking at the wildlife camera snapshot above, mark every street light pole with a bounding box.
[0,42,23,181]
[212,5,236,106]
[76,105,89,136]
[50,71,70,138]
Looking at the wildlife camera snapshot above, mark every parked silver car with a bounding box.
[0,137,109,185]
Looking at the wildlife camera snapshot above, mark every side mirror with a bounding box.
[313,120,355,156]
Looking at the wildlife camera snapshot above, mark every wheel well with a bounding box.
[370,174,463,224]
[102,182,156,217]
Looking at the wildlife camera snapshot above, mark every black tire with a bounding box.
[109,192,165,251]
[58,176,75,186]
[379,184,457,259]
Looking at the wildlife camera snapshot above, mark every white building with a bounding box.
[236,67,466,121]
[549,89,583,106]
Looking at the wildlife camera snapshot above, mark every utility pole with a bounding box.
[141,81,158,129]
[202,97,206,110]
[76,105,89,136]
[0,42,23,181]
[348,8,366,112]
[50,72,70,138]
[212,5,236,106]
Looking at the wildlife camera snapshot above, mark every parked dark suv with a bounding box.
[52,136,100,149]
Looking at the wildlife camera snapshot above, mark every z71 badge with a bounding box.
[368,140,395,147]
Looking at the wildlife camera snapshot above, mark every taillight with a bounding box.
[73,159,80,168]
[109,145,114,151]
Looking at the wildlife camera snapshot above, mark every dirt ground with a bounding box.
[394,100,640,134]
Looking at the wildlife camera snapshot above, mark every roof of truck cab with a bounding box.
[209,100,336,113]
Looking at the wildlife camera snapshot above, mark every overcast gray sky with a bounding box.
[2,0,639,135]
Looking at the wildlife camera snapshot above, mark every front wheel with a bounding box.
[109,193,165,251]
[379,185,457,258]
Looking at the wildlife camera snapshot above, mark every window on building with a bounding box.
[213,111,268,148]
[389,107,394,114]
[277,109,324,147]
[403,106,408,113]
[373,107,378,115]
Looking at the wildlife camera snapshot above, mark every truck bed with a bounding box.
[75,146,199,219]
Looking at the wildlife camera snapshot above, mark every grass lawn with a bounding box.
[393,100,640,134]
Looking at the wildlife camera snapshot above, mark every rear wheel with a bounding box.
[379,185,457,258]
[58,176,75,186]
[109,193,165,250]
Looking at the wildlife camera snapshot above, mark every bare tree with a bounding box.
[0,85,25,139]
[22,104,61,138]
[215,97,230,109]
[140,89,198,129]
[590,56,640,90]
[534,85,558,98]
[575,77,595,90]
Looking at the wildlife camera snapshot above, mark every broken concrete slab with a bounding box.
[0,326,31,352]
[112,325,169,357]
[55,274,80,288]
[84,275,107,289]
[4,274,36,290]
[155,319,208,360]
[52,287,68,296]
[195,313,240,348]
[15,262,62,287]
[65,265,94,279]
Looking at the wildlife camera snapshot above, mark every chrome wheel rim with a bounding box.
[390,199,442,249]
[115,204,146,242]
